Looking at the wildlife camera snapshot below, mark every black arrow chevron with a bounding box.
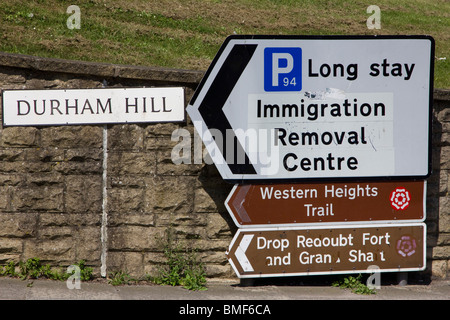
[197,44,257,175]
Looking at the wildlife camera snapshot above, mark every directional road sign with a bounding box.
[187,35,434,182]
[225,180,426,227]
[226,223,426,278]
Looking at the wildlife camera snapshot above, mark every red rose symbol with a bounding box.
[390,188,411,210]
[396,235,417,257]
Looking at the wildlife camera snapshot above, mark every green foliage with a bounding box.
[0,258,93,281]
[1,261,18,277]
[181,266,207,291]
[74,260,94,281]
[153,228,207,291]
[108,270,136,286]
[17,257,65,280]
[332,274,376,295]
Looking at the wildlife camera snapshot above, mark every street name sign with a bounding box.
[225,180,426,227]
[187,35,434,182]
[2,87,185,126]
[226,223,426,278]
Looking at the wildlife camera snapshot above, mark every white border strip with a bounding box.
[100,125,108,278]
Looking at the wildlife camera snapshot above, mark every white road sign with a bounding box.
[2,87,185,126]
[187,35,434,182]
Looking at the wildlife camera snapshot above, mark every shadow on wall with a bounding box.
[427,97,448,278]
[198,164,237,235]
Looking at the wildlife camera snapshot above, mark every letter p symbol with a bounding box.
[264,47,301,92]
[272,53,294,87]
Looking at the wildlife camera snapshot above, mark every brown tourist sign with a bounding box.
[226,223,426,278]
[225,181,425,227]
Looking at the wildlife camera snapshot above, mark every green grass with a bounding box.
[0,0,448,88]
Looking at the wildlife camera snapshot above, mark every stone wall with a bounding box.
[0,51,448,280]
[430,89,450,278]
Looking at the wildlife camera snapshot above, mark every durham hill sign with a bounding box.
[2,87,185,126]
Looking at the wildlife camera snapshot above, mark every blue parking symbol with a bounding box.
[264,47,302,92]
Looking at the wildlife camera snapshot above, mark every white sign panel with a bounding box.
[2,87,185,126]
[187,35,434,182]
